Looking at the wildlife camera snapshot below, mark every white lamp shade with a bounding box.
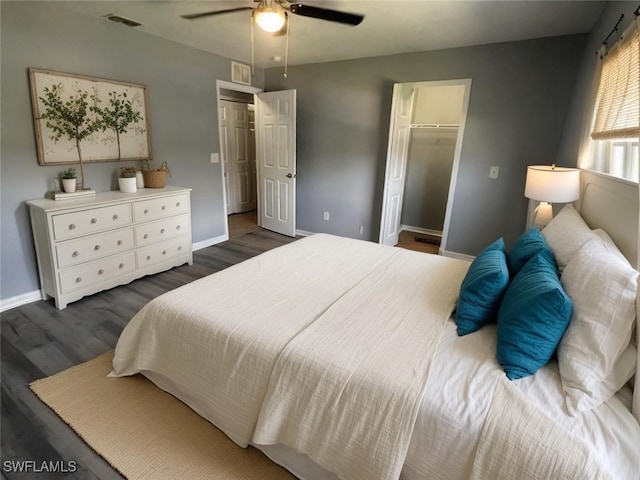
[524,165,580,203]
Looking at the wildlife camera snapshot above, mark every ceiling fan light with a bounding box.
[254,8,286,32]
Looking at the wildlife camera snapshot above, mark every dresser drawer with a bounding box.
[136,235,191,267]
[59,251,136,294]
[135,214,190,246]
[52,204,132,240]
[133,193,189,222]
[56,228,135,268]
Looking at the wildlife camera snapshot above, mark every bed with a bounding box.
[111,169,640,480]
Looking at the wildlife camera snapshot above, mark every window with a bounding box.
[592,138,639,182]
[588,24,639,183]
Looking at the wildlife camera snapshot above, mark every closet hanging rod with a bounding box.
[410,123,459,129]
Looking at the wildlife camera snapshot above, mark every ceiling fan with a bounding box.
[181,0,364,33]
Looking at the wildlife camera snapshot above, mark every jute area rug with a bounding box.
[30,351,296,480]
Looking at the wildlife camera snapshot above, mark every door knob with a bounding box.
[286,173,296,178]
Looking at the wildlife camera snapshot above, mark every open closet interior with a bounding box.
[401,84,466,239]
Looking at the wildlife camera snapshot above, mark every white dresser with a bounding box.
[27,186,193,309]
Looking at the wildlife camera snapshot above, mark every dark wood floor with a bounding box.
[1,229,296,480]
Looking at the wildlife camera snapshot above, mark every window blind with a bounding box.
[591,26,640,140]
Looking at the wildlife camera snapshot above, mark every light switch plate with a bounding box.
[210,153,219,164]
[489,166,499,179]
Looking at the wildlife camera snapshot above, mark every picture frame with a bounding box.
[231,61,251,85]
[29,68,153,165]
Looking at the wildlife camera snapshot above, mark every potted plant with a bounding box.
[118,166,138,193]
[60,168,77,193]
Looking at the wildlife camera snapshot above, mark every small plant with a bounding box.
[60,168,76,179]
[120,166,138,178]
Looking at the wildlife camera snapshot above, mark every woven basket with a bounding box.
[142,161,170,188]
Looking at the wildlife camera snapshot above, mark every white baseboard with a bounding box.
[295,229,314,237]
[0,290,43,313]
[400,224,442,237]
[192,234,228,251]
[439,249,474,261]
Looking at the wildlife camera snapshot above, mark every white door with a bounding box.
[255,90,296,237]
[219,100,256,214]
[379,84,415,246]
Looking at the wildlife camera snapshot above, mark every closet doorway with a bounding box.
[217,81,261,238]
[379,79,471,253]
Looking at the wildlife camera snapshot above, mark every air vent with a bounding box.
[104,14,142,27]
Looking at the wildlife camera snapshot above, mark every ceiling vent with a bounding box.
[104,14,142,27]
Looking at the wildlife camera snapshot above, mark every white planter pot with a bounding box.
[118,177,137,193]
[61,178,77,193]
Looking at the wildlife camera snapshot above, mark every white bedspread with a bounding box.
[111,234,414,446]
[252,249,468,480]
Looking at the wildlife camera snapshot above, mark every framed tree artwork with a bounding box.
[29,68,153,169]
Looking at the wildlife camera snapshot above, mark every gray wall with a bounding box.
[264,35,587,254]
[0,1,264,302]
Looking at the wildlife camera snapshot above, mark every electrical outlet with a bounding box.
[323,212,330,221]
[210,153,219,164]
[359,225,364,235]
[489,166,500,179]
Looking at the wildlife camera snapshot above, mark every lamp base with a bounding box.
[533,202,553,228]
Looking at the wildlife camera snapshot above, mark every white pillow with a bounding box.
[541,204,599,273]
[592,228,632,266]
[558,238,638,415]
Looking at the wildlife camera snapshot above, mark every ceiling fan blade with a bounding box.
[288,3,363,26]
[181,7,252,20]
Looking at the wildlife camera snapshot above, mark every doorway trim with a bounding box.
[216,80,263,240]
[378,78,472,254]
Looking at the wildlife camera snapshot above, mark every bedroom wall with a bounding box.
[0,1,264,305]
[263,34,587,255]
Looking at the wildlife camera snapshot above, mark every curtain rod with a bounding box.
[601,13,625,47]
[596,6,640,57]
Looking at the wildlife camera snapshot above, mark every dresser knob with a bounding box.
[162,250,167,255]
[94,245,101,251]
[178,246,182,251]
[143,234,148,239]
[176,225,181,230]
[144,209,149,214]
[162,205,166,210]
[146,255,151,261]
[69,224,76,230]
[160,228,165,234]
[75,277,82,283]
[91,218,97,224]
[72,251,79,257]
[98,269,104,275]
[112,214,119,220]
[119,263,124,269]
[176,202,181,207]
[117,240,123,246]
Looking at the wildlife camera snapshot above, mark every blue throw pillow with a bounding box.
[507,227,552,276]
[456,238,509,336]
[497,251,572,380]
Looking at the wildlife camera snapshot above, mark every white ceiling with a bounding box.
[59,1,605,69]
